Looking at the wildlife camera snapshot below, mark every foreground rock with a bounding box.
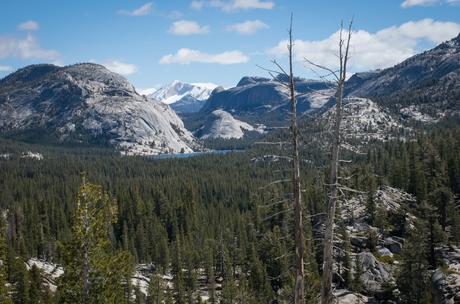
[334,289,369,303]
[432,246,460,304]
[356,252,392,293]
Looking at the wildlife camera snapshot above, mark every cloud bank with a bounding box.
[269,19,460,71]
[160,48,249,64]
[168,20,209,35]
[191,0,274,12]
[0,34,59,60]
[227,20,269,34]
[103,60,138,76]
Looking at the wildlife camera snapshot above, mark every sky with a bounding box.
[1,0,460,91]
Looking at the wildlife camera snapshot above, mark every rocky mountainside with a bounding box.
[320,98,410,143]
[181,76,335,137]
[200,76,335,121]
[346,33,460,122]
[147,80,218,113]
[195,109,266,139]
[0,63,196,155]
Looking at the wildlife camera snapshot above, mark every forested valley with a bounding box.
[0,124,459,303]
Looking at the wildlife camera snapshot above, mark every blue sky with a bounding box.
[1,0,460,90]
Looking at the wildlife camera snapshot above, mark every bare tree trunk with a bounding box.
[320,21,352,304]
[258,15,306,302]
[320,82,343,304]
[287,16,305,304]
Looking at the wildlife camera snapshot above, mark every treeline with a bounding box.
[0,126,459,302]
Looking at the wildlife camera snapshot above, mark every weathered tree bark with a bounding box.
[287,16,305,304]
[320,82,343,304]
[320,21,352,304]
[258,15,305,302]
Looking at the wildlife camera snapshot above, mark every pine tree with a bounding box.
[247,244,271,301]
[203,241,216,304]
[428,187,453,231]
[338,225,352,289]
[396,219,432,304]
[366,173,377,226]
[146,270,164,304]
[171,236,185,304]
[351,256,364,293]
[221,277,238,304]
[57,177,134,304]
[8,252,30,304]
[29,264,43,303]
[0,213,13,304]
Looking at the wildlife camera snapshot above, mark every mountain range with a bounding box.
[0,33,459,154]
[345,32,460,123]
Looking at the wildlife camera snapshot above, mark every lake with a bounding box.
[150,149,243,160]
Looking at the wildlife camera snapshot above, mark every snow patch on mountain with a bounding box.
[198,109,265,139]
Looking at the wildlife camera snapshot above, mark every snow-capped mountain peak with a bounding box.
[147,80,218,113]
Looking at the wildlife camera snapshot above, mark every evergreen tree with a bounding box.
[220,277,238,304]
[8,252,30,304]
[396,219,432,304]
[338,225,352,289]
[351,256,364,293]
[366,173,377,226]
[428,187,453,231]
[29,265,44,303]
[0,213,13,304]
[171,237,185,304]
[57,177,134,304]
[146,269,164,304]
[203,240,216,304]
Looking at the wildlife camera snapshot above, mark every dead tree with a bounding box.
[287,16,305,304]
[305,20,353,304]
[258,14,305,303]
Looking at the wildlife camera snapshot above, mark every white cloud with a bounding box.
[0,65,12,72]
[103,60,138,76]
[401,0,460,7]
[0,34,59,60]
[269,19,460,71]
[227,20,269,34]
[159,48,249,64]
[18,20,39,31]
[118,2,153,16]
[191,0,274,12]
[401,0,439,8]
[168,20,209,35]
